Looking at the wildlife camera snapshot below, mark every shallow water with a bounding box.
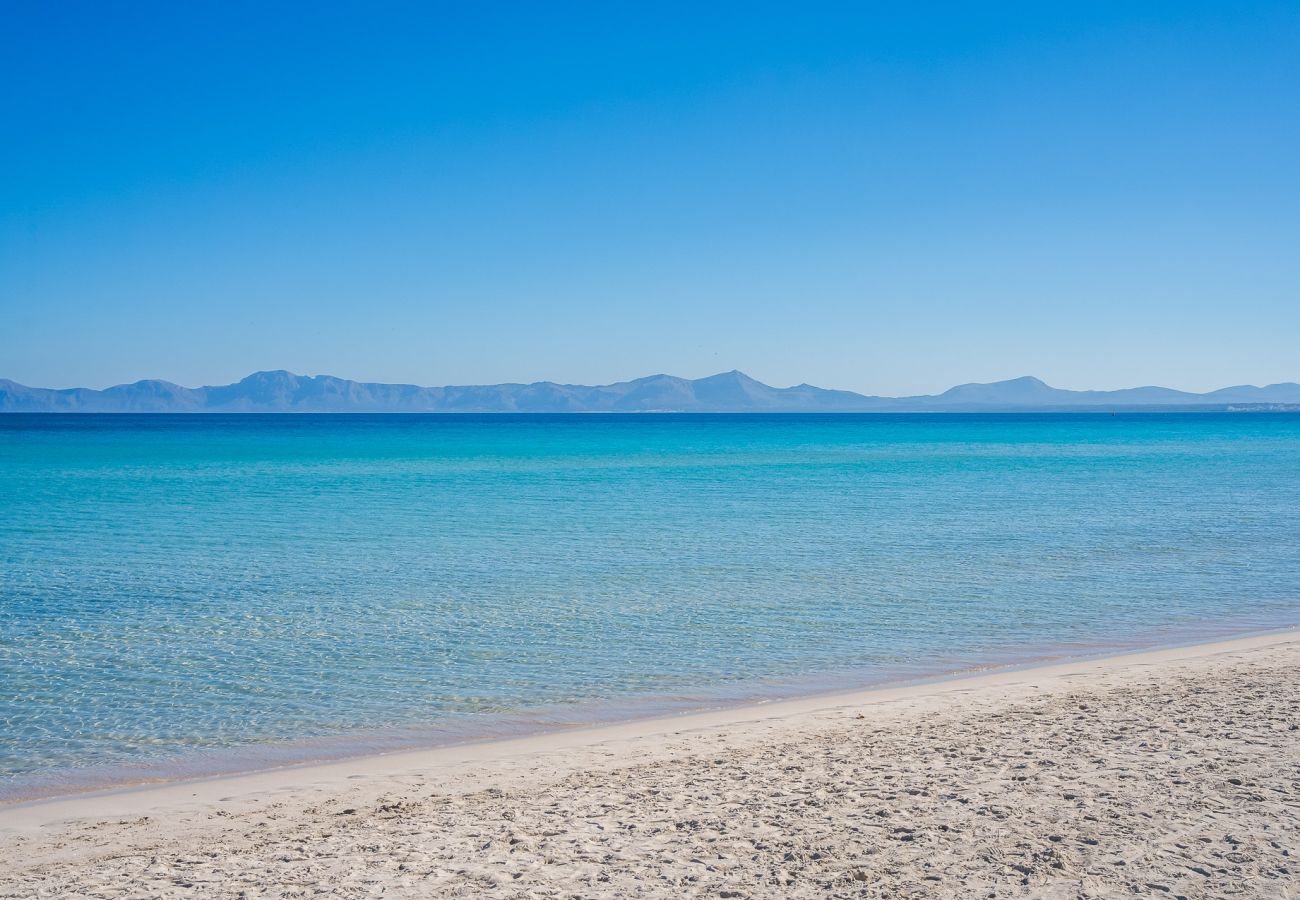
[2,413,1298,800]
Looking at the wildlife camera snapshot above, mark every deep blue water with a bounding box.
[2,413,1298,800]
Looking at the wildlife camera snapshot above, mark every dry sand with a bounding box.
[2,631,1298,898]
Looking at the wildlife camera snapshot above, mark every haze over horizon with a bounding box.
[5,368,1299,413]
[4,2,1298,394]
[7,367,1300,399]
[5,367,1300,397]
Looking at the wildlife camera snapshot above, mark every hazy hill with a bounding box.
[2,371,1299,413]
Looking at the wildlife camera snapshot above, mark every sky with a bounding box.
[2,1,1298,395]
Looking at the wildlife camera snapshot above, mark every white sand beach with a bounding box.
[2,631,1297,898]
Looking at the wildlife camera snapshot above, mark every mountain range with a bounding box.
[2,370,1299,413]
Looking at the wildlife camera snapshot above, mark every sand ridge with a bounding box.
[2,632,1298,897]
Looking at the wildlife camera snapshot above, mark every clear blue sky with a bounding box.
[3,1,1297,394]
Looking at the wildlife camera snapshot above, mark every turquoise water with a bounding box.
[2,413,1298,801]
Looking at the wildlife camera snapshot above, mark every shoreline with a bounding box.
[5,625,1297,832]
[2,619,1294,810]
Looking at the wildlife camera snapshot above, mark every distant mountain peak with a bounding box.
[239,369,300,382]
[694,369,760,385]
[936,374,1061,404]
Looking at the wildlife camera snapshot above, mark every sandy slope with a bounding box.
[2,632,1297,898]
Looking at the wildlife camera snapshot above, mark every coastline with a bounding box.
[2,620,1295,812]
[4,627,1296,832]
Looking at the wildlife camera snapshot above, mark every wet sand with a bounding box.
[2,631,1297,897]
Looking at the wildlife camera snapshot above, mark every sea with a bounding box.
[2,413,1298,802]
